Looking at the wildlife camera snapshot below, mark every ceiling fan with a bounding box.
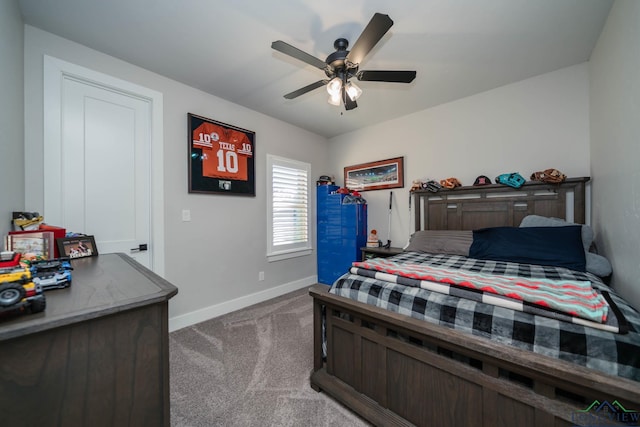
[271,13,416,110]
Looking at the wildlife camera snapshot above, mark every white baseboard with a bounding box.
[168,275,317,332]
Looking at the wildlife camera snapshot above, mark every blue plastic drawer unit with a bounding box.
[317,185,367,285]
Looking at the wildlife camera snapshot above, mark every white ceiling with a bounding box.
[18,0,613,138]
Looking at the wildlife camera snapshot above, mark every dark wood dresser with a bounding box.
[0,253,178,427]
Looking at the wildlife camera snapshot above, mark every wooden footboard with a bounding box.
[310,284,640,427]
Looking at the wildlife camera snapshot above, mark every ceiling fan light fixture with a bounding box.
[326,77,342,96]
[345,82,362,101]
[272,13,416,110]
[328,92,341,106]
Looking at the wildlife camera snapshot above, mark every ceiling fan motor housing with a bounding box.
[325,38,357,77]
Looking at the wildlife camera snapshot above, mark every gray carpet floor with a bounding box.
[169,287,371,427]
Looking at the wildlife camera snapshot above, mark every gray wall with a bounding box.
[589,0,640,309]
[0,0,25,236]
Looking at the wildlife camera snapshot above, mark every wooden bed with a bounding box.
[310,177,640,427]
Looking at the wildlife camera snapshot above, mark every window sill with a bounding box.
[267,248,312,262]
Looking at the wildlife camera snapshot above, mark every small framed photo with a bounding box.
[56,236,98,259]
[6,231,55,259]
[188,113,256,196]
[344,156,405,191]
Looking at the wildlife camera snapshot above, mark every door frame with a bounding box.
[43,55,165,276]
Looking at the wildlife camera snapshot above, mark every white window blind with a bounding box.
[267,155,311,260]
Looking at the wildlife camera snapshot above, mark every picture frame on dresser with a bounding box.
[5,231,55,259]
[56,235,98,259]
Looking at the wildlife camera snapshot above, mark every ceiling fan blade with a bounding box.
[271,40,326,70]
[346,13,393,66]
[283,80,327,99]
[343,88,358,110]
[357,70,417,83]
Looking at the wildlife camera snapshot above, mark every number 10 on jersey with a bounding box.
[188,113,256,196]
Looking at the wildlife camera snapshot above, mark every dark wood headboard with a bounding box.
[413,177,590,231]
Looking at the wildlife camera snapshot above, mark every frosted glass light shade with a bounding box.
[346,82,362,101]
[326,77,342,96]
[328,92,341,106]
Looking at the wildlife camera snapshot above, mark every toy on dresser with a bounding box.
[0,251,46,316]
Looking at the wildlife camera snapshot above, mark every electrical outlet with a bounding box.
[258,271,265,281]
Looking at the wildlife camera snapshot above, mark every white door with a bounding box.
[44,57,164,272]
[61,78,151,267]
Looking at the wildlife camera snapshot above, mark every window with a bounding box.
[267,154,312,261]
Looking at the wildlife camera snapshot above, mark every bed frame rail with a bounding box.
[310,284,640,427]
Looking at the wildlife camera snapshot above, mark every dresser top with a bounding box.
[0,253,178,341]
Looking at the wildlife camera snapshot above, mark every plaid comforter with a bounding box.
[352,258,613,326]
[330,251,640,381]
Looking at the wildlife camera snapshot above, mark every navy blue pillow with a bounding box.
[469,226,586,272]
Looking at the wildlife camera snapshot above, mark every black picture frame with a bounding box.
[55,235,98,259]
[188,113,256,196]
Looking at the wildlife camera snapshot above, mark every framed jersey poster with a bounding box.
[188,113,255,196]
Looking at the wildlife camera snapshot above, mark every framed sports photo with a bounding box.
[56,235,98,259]
[344,156,405,191]
[188,113,256,196]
